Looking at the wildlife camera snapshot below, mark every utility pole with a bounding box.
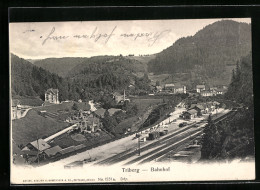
[37,136,40,165]
[138,135,141,156]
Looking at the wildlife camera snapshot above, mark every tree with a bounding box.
[72,103,79,110]
[102,109,117,133]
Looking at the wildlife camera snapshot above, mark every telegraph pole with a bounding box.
[37,137,40,165]
[138,136,141,156]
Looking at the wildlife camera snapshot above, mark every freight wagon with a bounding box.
[148,131,160,140]
[159,130,168,136]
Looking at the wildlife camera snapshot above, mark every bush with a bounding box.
[72,103,79,110]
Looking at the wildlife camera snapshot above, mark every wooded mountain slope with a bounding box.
[11,54,150,102]
[148,20,251,85]
[32,57,89,77]
[11,54,69,100]
[201,53,254,160]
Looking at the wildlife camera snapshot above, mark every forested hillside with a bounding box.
[32,57,89,77]
[11,54,151,103]
[225,53,253,108]
[148,20,251,86]
[67,55,146,77]
[31,55,148,78]
[201,53,254,160]
[11,54,69,101]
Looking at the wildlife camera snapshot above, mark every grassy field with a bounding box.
[12,95,44,106]
[12,109,69,146]
[35,101,90,112]
[52,131,112,149]
[35,102,73,112]
[12,101,90,146]
[148,73,172,86]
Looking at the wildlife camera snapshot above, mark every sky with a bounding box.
[9,18,251,59]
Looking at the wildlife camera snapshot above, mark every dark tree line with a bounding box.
[201,53,254,160]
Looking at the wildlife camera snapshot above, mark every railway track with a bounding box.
[96,125,202,165]
[126,130,203,165]
[95,109,237,165]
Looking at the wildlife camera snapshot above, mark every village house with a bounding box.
[182,109,198,120]
[45,88,59,104]
[83,114,101,133]
[173,85,187,94]
[215,88,225,95]
[113,90,130,104]
[201,87,226,97]
[201,90,215,97]
[196,85,206,93]
[94,108,106,118]
[196,103,208,114]
[12,100,22,119]
[189,105,203,116]
[164,84,175,92]
[210,87,218,91]
[88,100,97,112]
[22,139,51,152]
[22,139,51,161]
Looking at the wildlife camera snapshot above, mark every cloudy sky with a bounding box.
[9,18,250,59]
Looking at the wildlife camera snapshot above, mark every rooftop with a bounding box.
[187,109,198,115]
[174,85,185,89]
[113,92,122,96]
[94,108,106,118]
[29,139,51,151]
[60,146,76,155]
[46,88,59,95]
[12,99,20,107]
[44,145,62,157]
[196,85,205,89]
[196,104,206,110]
[165,84,175,88]
[108,108,122,116]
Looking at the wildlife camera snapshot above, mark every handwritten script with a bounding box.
[40,26,171,47]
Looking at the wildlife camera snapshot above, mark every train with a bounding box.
[149,130,168,140]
